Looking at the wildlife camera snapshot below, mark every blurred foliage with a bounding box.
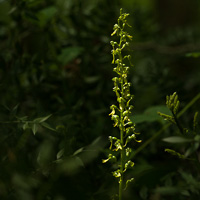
[0,0,200,200]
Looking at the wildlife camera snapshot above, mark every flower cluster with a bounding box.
[103,9,141,195]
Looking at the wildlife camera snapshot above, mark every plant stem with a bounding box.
[119,48,125,200]
[119,117,124,199]
[119,127,124,200]
[172,111,184,135]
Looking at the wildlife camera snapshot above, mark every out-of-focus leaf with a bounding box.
[37,6,57,26]
[33,114,52,123]
[83,76,100,84]
[139,186,148,200]
[185,142,199,157]
[37,141,54,167]
[132,105,171,123]
[180,170,200,186]
[163,136,192,143]
[41,122,56,131]
[0,1,11,22]
[194,135,200,142]
[58,47,84,65]
[17,116,28,121]
[22,122,29,130]
[155,186,182,195]
[24,11,39,22]
[57,148,64,160]
[73,147,84,156]
[12,104,19,113]
[58,156,84,175]
[32,123,38,135]
[186,52,200,58]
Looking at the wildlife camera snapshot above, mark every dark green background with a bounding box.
[0,0,200,199]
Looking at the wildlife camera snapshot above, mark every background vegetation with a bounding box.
[0,0,200,199]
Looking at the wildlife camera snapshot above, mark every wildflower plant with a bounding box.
[103,9,141,200]
[158,92,200,159]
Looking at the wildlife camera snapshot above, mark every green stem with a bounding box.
[119,133,124,200]
[172,111,184,135]
[119,113,125,200]
[119,50,124,200]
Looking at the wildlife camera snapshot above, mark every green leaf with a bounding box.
[12,104,19,113]
[37,6,57,26]
[58,47,84,65]
[163,136,192,143]
[155,186,182,195]
[186,52,200,58]
[32,123,39,135]
[22,122,29,130]
[57,148,64,160]
[0,1,11,23]
[73,147,84,156]
[179,170,200,189]
[132,105,171,123]
[41,122,56,131]
[139,186,148,200]
[24,11,39,22]
[193,112,199,134]
[194,135,200,142]
[83,76,100,84]
[17,116,28,121]
[33,114,52,123]
[184,142,199,157]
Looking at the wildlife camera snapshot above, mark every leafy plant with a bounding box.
[158,92,200,160]
[103,9,141,200]
[157,92,200,198]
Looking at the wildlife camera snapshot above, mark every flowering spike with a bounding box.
[103,9,141,199]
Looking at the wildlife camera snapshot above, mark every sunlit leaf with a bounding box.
[163,136,192,143]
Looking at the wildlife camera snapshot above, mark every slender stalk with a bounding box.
[119,45,124,200]
[119,139,124,200]
[172,111,184,135]
[119,108,124,200]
